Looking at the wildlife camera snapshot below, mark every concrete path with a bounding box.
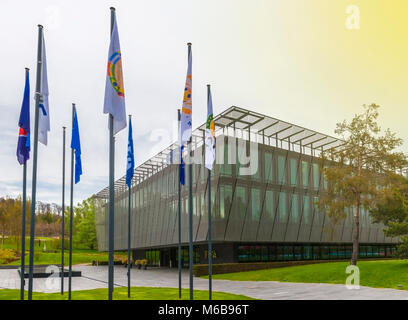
[1,266,408,300]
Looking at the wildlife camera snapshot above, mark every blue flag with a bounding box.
[126,117,134,187]
[71,108,82,184]
[17,71,30,165]
[180,145,185,185]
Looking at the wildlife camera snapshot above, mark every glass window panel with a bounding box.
[277,245,284,260]
[261,246,268,261]
[312,246,320,259]
[284,245,293,260]
[201,192,205,217]
[251,188,261,220]
[211,189,216,218]
[321,246,329,259]
[193,195,197,216]
[302,161,308,187]
[313,163,319,190]
[221,142,232,176]
[252,152,260,180]
[313,196,319,224]
[220,185,232,219]
[264,152,273,182]
[200,165,206,183]
[278,192,287,222]
[265,190,274,219]
[235,186,247,219]
[303,245,312,260]
[294,246,302,260]
[269,245,277,261]
[303,196,310,224]
[277,155,286,184]
[291,194,299,223]
[220,186,224,219]
[290,158,297,186]
[329,246,338,259]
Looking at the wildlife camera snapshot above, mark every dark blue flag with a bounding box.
[126,117,134,187]
[17,71,30,165]
[180,145,185,185]
[71,108,82,184]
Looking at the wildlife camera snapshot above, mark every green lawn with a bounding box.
[0,287,255,300]
[205,260,408,290]
[4,249,125,266]
[1,236,126,266]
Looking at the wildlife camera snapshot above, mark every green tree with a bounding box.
[371,174,408,256]
[319,104,407,265]
[73,198,97,250]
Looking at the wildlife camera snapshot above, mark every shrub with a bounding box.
[49,238,70,250]
[0,249,18,264]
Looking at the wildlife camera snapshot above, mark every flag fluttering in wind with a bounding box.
[180,145,185,185]
[71,108,82,184]
[104,14,126,135]
[205,86,215,171]
[38,33,50,145]
[179,46,192,185]
[17,70,30,165]
[126,117,134,187]
[179,48,192,144]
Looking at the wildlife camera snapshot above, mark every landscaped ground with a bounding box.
[0,287,255,300]
[4,249,126,266]
[0,237,126,266]
[205,259,408,290]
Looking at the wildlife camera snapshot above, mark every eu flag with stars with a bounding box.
[71,108,82,184]
[126,117,134,188]
[17,70,30,165]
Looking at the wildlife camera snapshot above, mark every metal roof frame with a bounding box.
[94,106,344,199]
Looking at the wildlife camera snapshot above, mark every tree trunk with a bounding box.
[351,202,360,265]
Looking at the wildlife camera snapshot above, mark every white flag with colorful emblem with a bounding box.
[179,47,192,145]
[38,32,50,145]
[205,86,215,170]
[103,14,126,135]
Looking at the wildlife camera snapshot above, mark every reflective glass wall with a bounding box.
[95,135,396,252]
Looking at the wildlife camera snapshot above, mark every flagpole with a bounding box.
[21,160,27,300]
[20,67,29,300]
[187,42,194,300]
[61,126,66,295]
[108,6,116,301]
[127,114,132,299]
[68,103,75,300]
[28,25,43,300]
[207,84,213,300]
[177,108,182,299]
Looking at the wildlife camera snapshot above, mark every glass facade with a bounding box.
[95,133,397,264]
[237,244,395,262]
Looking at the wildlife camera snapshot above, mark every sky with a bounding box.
[1,0,407,206]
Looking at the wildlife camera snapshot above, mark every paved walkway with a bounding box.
[1,266,408,300]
